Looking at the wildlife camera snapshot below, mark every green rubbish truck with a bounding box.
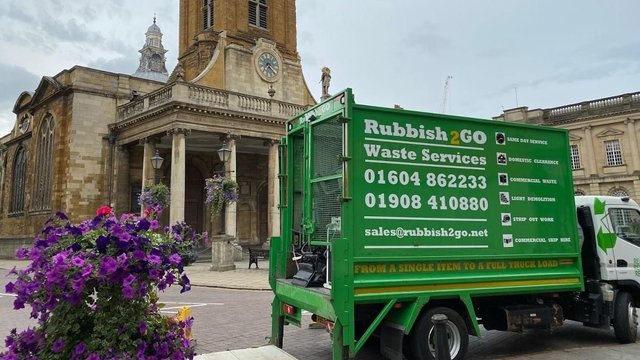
[268,89,640,360]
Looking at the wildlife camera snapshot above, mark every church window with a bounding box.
[249,0,268,29]
[10,145,27,215]
[203,0,214,29]
[33,115,55,211]
[570,144,581,170]
[604,139,623,166]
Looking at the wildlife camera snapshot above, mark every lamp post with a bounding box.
[151,149,163,184]
[216,140,231,234]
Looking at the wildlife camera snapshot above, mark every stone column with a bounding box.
[224,136,237,237]
[267,140,280,238]
[583,126,598,177]
[168,128,190,225]
[141,138,155,189]
[625,119,640,172]
[114,145,130,214]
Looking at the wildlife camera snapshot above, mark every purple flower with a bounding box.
[165,273,176,285]
[99,257,118,276]
[72,278,85,293]
[71,255,85,267]
[15,247,29,259]
[96,235,111,253]
[86,353,101,360]
[180,274,191,293]
[168,254,181,265]
[81,263,94,278]
[123,274,136,286]
[74,342,86,355]
[139,321,147,335]
[122,286,135,299]
[147,249,163,264]
[133,249,145,260]
[117,253,128,264]
[51,338,64,353]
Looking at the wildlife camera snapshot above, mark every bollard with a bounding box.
[431,314,451,360]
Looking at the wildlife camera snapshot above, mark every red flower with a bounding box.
[96,205,112,216]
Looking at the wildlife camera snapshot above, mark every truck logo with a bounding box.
[497,153,507,165]
[499,173,509,185]
[503,234,513,247]
[501,213,512,226]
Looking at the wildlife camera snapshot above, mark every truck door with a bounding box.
[308,116,344,288]
[607,206,640,285]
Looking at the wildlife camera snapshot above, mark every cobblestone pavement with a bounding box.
[2,259,640,359]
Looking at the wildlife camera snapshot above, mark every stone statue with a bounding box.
[175,62,185,81]
[321,67,331,99]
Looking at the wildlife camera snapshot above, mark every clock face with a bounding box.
[19,116,30,134]
[257,52,279,80]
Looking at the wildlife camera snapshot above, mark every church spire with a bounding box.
[133,16,169,82]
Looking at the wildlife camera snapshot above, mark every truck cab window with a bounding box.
[609,207,640,245]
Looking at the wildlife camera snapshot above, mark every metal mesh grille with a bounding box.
[312,181,342,242]
[292,135,304,235]
[311,119,342,242]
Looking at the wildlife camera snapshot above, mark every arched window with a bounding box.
[10,145,27,214]
[574,189,586,196]
[609,187,629,197]
[33,115,55,211]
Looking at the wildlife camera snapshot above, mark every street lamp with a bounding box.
[216,140,232,234]
[217,140,231,165]
[151,149,163,184]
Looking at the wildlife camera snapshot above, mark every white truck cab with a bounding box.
[575,196,640,285]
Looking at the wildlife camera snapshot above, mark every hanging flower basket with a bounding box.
[204,175,239,215]
[139,183,171,214]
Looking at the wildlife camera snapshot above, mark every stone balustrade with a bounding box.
[545,92,640,123]
[117,82,307,121]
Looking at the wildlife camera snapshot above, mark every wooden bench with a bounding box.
[248,247,270,269]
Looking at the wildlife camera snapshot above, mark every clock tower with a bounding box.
[178,0,314,105]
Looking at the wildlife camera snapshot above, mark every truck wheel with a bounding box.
[407,307,469,360]
[613,291,638,344]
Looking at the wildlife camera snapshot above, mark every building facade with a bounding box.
[494,92,640,198]
[0,0,315,258]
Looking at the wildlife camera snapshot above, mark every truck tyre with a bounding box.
[407,307,469,360]
[613,291,638,344]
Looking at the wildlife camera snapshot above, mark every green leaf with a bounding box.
[594,198,606,215]
[597,227,617,252]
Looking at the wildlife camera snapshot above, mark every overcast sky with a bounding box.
[1,0,639,135]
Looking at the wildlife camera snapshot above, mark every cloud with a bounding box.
[0,63,40,104]
[402,22,450,55]
[38,16,105,44]
[0,64,39,135]
[88,56,139,75]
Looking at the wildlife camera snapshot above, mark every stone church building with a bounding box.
[0,0,315,257]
